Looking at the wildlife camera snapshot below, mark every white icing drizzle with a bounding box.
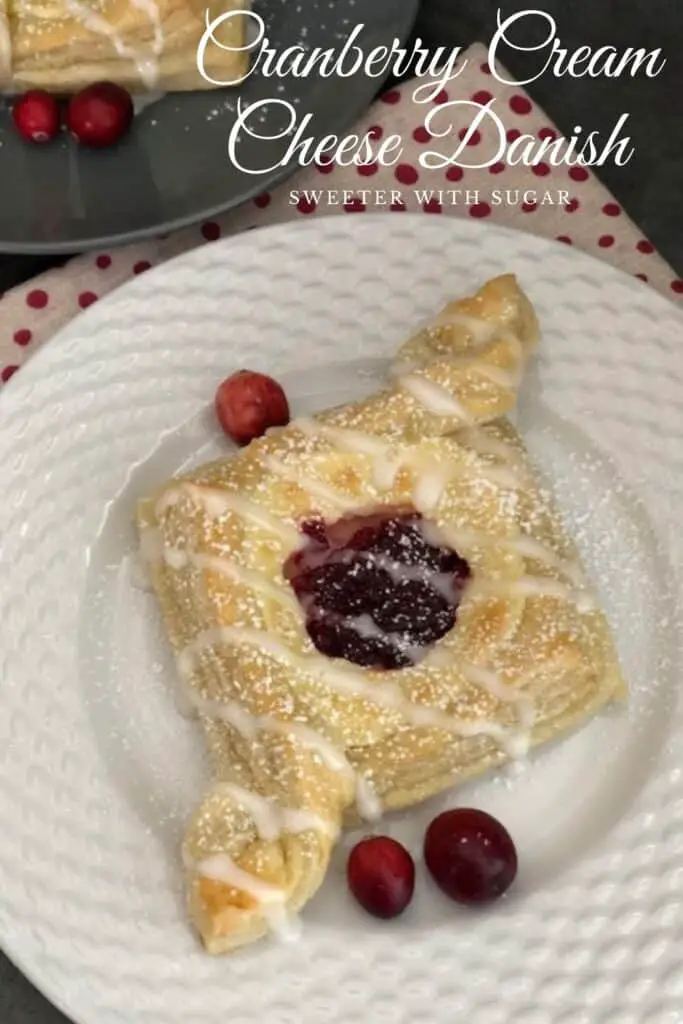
[424,310,501,343]
[156,484,301,547]
[459,426,521,465]
[146,534,457,663]
[183,690,382,822]
[467,574,595,613]
[177,626,521,756]
[262,455,359,511]
[65,0,163,89]
[292,416,519,509]
[163,546,300,613]
[130,0,164,54]
[437,526,592,596]
[186,848,300,942]
[461,662,535,756]
[412,466,449,513]
[212,782,339,841]
[197,851,285,903]
[294,417,387,458]
[400,374,474,423]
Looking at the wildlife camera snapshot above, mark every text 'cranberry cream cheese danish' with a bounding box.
[136,274,626,953]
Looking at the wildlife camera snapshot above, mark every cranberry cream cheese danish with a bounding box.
[4,0,247,93]
[137,274,626,953]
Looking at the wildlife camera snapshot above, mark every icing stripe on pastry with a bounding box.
[181,692,382,821]
[176,626,523,756]
[64,0,164,88]
[212,782,339,841]
[156,485,302,546]
[399,374,474,422]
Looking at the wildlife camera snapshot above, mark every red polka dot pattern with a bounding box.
[13,329,32,346]
[598,235,615,248]
[509,95,531,115]
[472,90,493,105]
[569,166,589,182]
[133,261,151,275]
[458,128,481,146]
[1,365,18,383]
[253,193,271,209]
[27,289,48,309]
[344,197,366,213]
[380,89,400,104]
[422,199,442,214]
[446,166,464,182]
[412,125,431,144]
[201,222,220,241]
[602,203,621,216]
[357,162,378,177]
[469,202,491,219]
[672,280,683,294]
[297,197,316,215]
[96,254,111,269]
[78,291,98,309]
[637,240,654,254]
[395,164,418,186]
[531,162,550,177]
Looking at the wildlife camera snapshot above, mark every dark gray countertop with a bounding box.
[1,2,681,1022]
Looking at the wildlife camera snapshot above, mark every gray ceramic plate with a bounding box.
[0,0,418,253]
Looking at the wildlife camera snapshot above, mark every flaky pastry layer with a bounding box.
[3,0,247,92]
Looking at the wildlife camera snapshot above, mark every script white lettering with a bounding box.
[228,99,403,175]
[488,8,666,86]
[420,101,635,169]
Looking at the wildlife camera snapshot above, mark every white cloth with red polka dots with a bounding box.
[2,43,680,386]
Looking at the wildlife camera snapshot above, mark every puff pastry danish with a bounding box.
[137,274,626,953]
[2,0,248,92]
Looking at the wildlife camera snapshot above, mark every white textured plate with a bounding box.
[1,216,682,1024]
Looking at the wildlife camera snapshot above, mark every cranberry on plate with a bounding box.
[66,81,134,147]
[215,370,290,446]
[12,90,60,144]
[347,836,415,919]
[424,808,518,904]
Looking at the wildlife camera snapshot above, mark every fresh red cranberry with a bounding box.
[424,809,517,904]
[66,82,133,148]
[347,836,415,919]
[215,370,290,445]
[284,510,470,670]
[12,91,60,144]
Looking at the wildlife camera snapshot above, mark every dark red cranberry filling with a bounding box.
[284,509,471,670]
